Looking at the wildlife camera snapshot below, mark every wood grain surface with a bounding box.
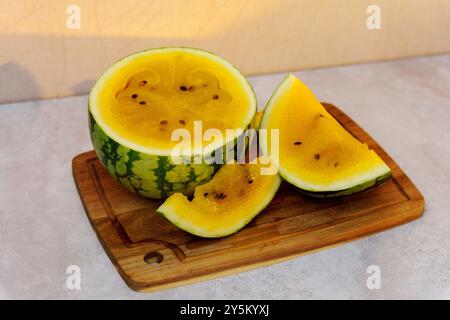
[72,103,424,292]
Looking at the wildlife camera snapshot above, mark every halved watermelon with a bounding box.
[89,47,257,199]
[157,158,281,238]
[259,74,391,198]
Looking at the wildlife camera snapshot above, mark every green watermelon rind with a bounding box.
[89,112,224,199]
[293,170,393,199]
[90,112,253,199]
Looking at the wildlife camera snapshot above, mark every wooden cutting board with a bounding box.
[72,103,424,292]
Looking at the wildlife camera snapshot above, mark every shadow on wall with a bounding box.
[71,79,95,96]
[0,61,42,104]
[0,34,189,104]
[0,1,293,104]
[2,0,449,104]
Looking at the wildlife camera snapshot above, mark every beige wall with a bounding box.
[1,0,450,103]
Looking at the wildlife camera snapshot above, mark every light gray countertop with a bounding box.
[1,54,450,299]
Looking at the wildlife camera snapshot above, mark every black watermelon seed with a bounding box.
[139,80,147,85]
[248,179,253,184]
[139,101,146,105]
[179,120,186,125]
[160,120,168,125]
[212,94,219,100]
[203,192,209,197]
[294,141,302,145]
[314,154,320,160]
[180,86,187,91]
[215,192,226,200]
[131,94,138,99]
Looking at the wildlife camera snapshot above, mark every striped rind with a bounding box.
[89,112,221,199]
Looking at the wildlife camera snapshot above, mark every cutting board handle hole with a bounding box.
[144,251,164,265]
